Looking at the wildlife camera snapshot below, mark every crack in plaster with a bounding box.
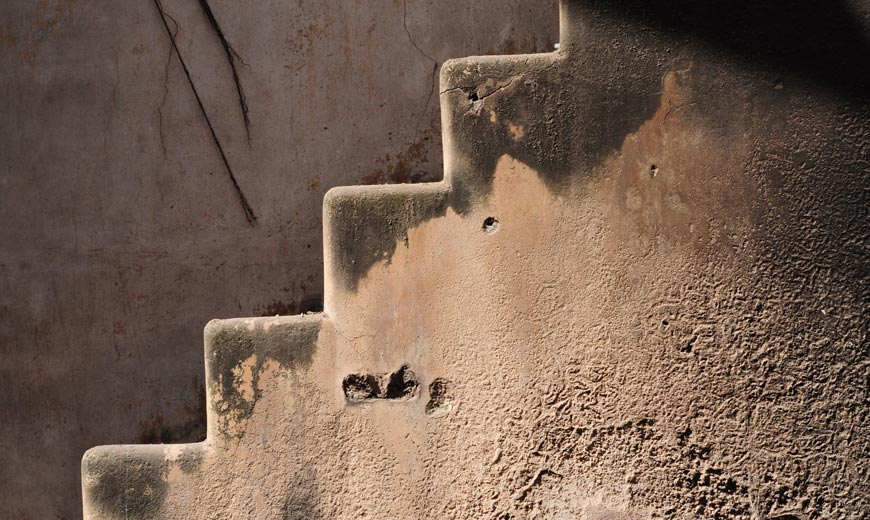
[152,0,257,224]
[403,0,439,138]
[197,0,252,143]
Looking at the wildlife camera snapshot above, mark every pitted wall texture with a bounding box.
[82,1,868,519]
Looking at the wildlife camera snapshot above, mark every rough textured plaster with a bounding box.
[0,1,558,518]
[82,0,868,518]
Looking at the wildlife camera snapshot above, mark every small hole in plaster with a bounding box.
[468,91,479,102]
[650,164,659,177]
[426,378,453,417]
[482,217,499,234]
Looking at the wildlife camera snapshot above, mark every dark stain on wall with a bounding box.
[85,444,206,519]
[258,300,299,317]
[327,185,451,291]
[257,294,324,317]
[206,317,321,440]
[85,449,168,520]
[330,0,870,293]
[281,482,323,520]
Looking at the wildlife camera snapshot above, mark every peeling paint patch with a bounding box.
[83,447,168,520]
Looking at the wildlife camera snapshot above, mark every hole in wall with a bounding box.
[342,364,419,403]
[468,90,479,102]
[650,164,658,177]
[342,373,380,402]
[482,217,499,234]
[425,378,453,417]
[384,364,419,399]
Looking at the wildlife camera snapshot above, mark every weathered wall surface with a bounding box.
[0,1,558,518]
[82,1,869,519]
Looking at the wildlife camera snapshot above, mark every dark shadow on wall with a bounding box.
[335,0,870,292]
[577,0,870,98]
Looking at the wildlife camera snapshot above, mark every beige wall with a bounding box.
[0,1,558,518]
[81,0,870,518]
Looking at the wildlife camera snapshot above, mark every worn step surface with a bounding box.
[82,1,870,518]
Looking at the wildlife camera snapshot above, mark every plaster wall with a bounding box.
[0,1,558,518]
[82,0,869,518]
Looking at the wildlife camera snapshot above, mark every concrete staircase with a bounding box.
[82,1,870,518]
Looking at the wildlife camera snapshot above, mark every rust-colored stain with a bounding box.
[598,67,753,254]
[21,0,81,65]
[287,12,335,55]
[602,69,701,244]
[306,176,321,192]
[0,24,19,50]
[361,129,433,185]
